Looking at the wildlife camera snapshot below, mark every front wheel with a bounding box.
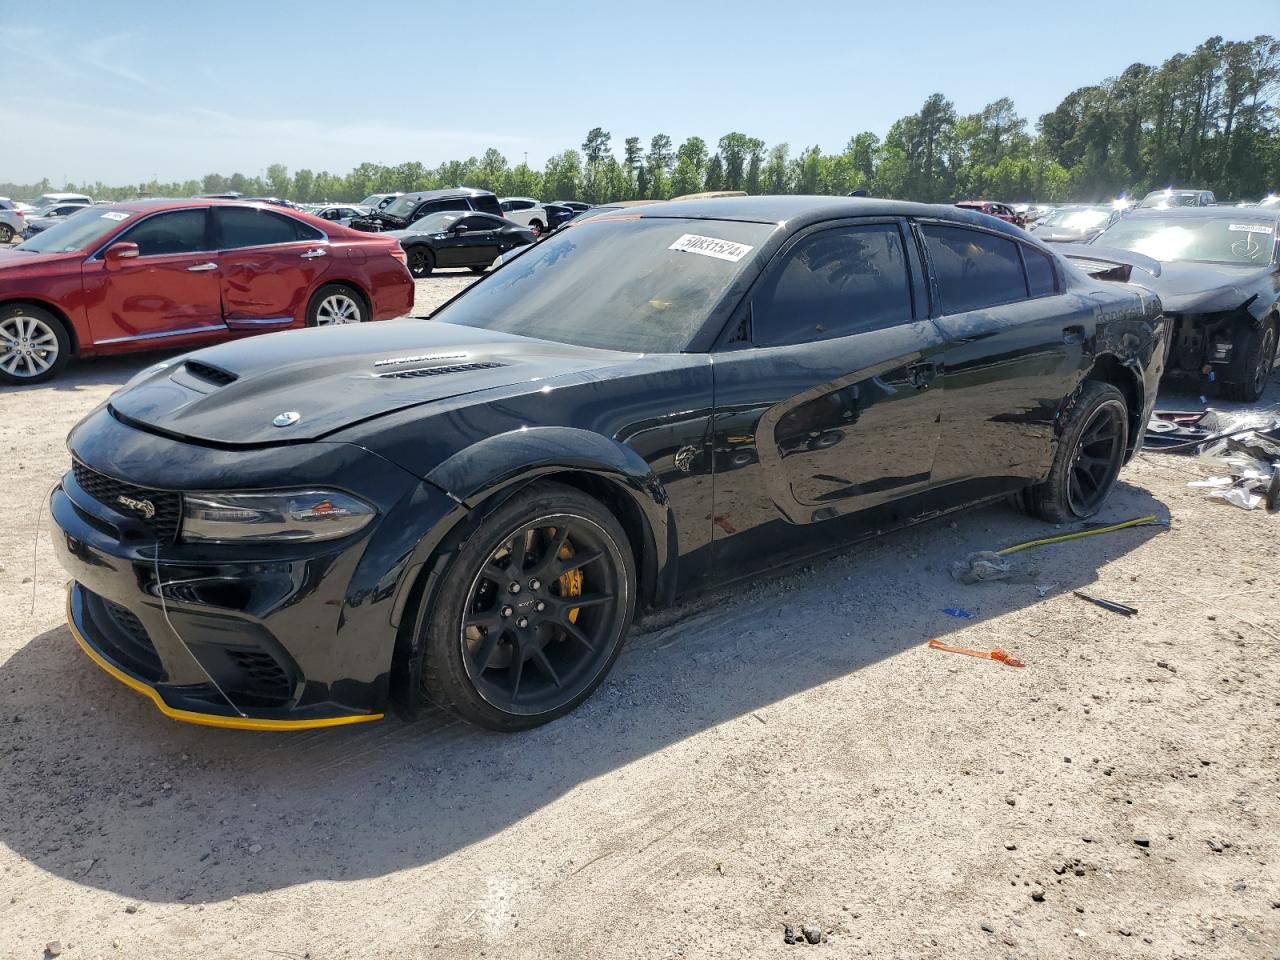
[419,481,636,731]
[306,284,366,327]
[469,265,487,274]
[528,220,543,238]
[1025,381,1129,523]
[1221,320,1277,402]
[0,304,71,385]
[407,246,434,278]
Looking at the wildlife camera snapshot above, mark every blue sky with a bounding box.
[4,0,1277,185]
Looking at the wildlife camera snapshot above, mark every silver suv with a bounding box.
[0,198,26,243]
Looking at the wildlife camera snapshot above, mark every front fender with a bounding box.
[426,426,674,597]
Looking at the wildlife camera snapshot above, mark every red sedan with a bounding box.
[0,199,415,384]
[954,200,1026,228]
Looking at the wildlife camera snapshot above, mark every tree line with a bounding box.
[5,34,1277,207]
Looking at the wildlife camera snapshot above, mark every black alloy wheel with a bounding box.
[419,482,635,730]
[1024,380,1129,523]
[1066,400,1127,516]
[1254,324,1278,398]
[408,247,434,278]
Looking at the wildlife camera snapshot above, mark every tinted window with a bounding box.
[923,225,1027,314]
[457,216,496,231]
[216,208,322,248]
[414,199,470,220]
[120,209,209,256]
[470,194,502,216]
[752,224,913,346]
[1023,246,1058,297]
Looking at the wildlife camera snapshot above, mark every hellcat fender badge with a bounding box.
[273,411,301,427]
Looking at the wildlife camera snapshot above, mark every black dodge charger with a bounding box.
[51,197,1165,732]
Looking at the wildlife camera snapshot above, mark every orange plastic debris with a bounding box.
[928,638,1026,668]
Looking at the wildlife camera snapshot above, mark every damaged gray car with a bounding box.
[1061,208,1279,402]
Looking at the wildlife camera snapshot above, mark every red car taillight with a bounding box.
[14,211,23,218]
[389,248,408,265]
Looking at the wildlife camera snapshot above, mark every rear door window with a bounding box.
[120,209,210,256]
[922,225,1027,314]
[751,223,915,346]
[215,208,323,248]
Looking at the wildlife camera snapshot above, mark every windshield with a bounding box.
[433,216,776,352]
[1041,208,1111,230]
[381,195,422,220]
[1095,216,1276,264]
[33,195,86,209]
[15,207,130,254]
[1138,192,1198,209]
[407,212,462,233]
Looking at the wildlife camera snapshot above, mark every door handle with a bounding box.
[187,262,217,272]
[1063,325,1086,345]
[300,248,327,259]
[907,361,937,389]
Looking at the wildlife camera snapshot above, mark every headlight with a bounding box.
[181,490,375,543]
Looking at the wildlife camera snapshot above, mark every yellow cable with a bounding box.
[995,515,1159,557]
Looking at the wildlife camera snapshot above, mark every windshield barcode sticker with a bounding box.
[1228,223,1272,233]
[668,234,753,262]
[100,211,130,221]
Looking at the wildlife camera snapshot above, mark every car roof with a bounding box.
[401,187,496,202]
[1123,206,1280,221]
[626,195,1035,238]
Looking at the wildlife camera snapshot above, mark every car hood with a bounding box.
[109,319,638,446]
[1135,261,1274,313]
[0,247,80,269]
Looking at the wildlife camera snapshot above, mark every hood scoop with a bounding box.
[378,361,506,380]
[183,359,239,386]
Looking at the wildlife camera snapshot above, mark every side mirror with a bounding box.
[103,242,140,269]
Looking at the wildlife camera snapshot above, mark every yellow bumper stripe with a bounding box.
[66,590,383,732]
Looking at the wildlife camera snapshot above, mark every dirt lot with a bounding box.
[1,272,1278,960]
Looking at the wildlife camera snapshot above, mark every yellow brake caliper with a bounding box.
[558,539,583,623]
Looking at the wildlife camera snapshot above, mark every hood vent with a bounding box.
[184,359,239,386]
[378,361,506,380]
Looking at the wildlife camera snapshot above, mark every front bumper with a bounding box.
[50,409,462,730]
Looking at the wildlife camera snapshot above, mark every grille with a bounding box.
[184,360,238,386]
[378,361,505,380]
[72,461,182,542]
[225,649,292,702]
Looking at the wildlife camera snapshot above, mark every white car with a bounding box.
[499,197,555,237]
[313,204,371,227]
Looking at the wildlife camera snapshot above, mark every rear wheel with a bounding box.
[305,284,366,327]
[0,304,71,385]
[1025,381,1129,523]
[407,246,434,278]
[528,220,544,238]
[419,481,636,731]
[0,224,13,244]
[1221,320,1277,402]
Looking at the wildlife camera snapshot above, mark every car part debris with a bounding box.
[1072,591,1138,616]
[942,607,975,618]
[928,639,1026,668]
[951,515,1162,584]
[1155,408,1280,509]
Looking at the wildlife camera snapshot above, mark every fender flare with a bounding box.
[426,426,675,599]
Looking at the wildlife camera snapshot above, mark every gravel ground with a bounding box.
[1,272,1278,959]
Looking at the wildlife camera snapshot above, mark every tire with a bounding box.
[469,265,487,274]
[305,284,367,327]
[407,246,434,279]
[528,220,544,238]
[0,224,12,244]
[1025,381,1129,523]
[0,303,71,385]
[1220,320,1277,403]
[419,481,636,731]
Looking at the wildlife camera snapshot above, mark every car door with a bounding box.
[80,207,226,347]
[214,207,331,328]
[708,219,946,578]
[448,215,503,266]
[919,221,1092,499]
